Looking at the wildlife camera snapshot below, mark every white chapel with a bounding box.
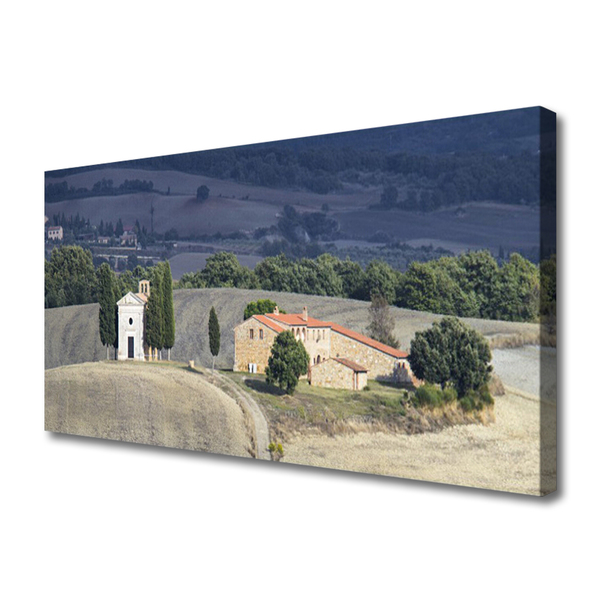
[116,280,149,360]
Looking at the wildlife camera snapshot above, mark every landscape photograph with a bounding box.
[44,106,557,495]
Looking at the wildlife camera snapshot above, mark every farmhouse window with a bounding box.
[259,329,263,339]
[250,329,254,339]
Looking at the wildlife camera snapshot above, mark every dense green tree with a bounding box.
[397,260,478,317]
[365,259,397,304]
[44,245,97,308]
[489,253,540,322]
[208,306,220,373]
[161,261,176,360]
[409,317,492,398]
[457,250,500,318]
[336,258,368,300]
[177,270,207,289]
[244,299,283,320]
[265,330,310,395]
[254,254,295,291]
[145,265,164,359]
[97,263,117,359]
[366,295,399,349]
[236,266,260,290]
[202,252,244,288]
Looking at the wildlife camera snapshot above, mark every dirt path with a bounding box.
[208,370,271,461]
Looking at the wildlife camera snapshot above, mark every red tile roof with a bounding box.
[332,357,368,372]
[253,314,285,333]
[264,313,330,327]
[326,322,408,359]
[257,311,408,359]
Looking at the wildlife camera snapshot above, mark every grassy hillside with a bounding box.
[45,303,107,369]
[45,361,253,457]
[45,288,541,371]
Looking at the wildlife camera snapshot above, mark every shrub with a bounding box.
[268,442,284,461]
[442,387,458,404]
[414,384,444,407]
[458,385,494,412]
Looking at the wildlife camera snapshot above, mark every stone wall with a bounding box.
[299,326,331,366]
[330,331,413,382]
[310,358,365,390]
[233,318,279,373]
[357,371,368,390]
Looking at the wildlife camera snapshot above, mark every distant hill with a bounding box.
[47,107,547,180]
[45,288,541,371]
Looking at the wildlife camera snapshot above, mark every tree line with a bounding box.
[45,245,166,309]
[45,178,155,203]
[103,143,540,211]
[45,245,554,325]
[179,250,552,323]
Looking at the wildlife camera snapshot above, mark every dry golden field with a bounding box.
[281,386,554,495]
[45,289,554,494]
[45,361,254,457]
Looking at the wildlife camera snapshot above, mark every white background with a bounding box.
[1,2,595,598]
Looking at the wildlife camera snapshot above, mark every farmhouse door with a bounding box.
[128,336,134,359]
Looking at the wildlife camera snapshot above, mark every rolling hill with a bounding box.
[45,288,541,371]
[45,361,253,457]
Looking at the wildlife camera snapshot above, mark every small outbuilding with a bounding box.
[309,357,368,391]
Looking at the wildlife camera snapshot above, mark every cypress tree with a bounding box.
[146,265,164,360]
[208,306,220,373]
[97,263,117,359]
[161,261,176,361]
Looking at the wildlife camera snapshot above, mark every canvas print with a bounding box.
[44,107,557,495]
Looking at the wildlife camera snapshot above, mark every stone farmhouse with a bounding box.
[116,280,150,360]
[234,306,416,390]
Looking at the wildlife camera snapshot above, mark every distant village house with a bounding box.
[120,226,137,247]
[234,306,416,390]
[47,225,63,241]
